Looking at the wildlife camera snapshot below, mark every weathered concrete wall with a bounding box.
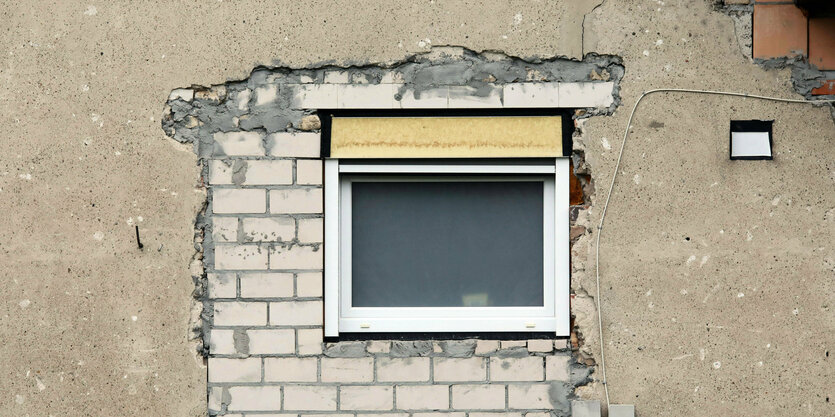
[1,0,832,416]
[575,1,834,416]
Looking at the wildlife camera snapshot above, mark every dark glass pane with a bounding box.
[351,180,544,307]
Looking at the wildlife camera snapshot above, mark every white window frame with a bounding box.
[324,158,570,336]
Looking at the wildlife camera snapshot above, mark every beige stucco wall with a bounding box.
[0,0,831,416]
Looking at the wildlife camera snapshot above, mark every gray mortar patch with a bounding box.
[233,329,250,355]
[323,341,368,357]
[230,160,248,186]
[390,341,433,357]
[440,340,476,357]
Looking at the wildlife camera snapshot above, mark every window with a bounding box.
[324,159,570,336]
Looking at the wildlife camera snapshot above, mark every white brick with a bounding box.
[270,301,323,326]
[240,272,294,298]
[214,131,265,156]
[298,328,323,355]
[247,328,295,354]
[208,272,236,298]
[397,87,448,108]
[297,218,323,243]
[283,386,337,411]
[255,85,278,106]
[215,244,268,270]
[396,385,449,410]
[212,217,238,243]
[527,340,553,353]
[433,357,486,382]
[557,82,614,108]
[296,271,323,297]
[270,188,323,214]
[469,413,522,417]
[213,301,267,326]
[340,386,393,410]
[289,84,338,109]
[377,357,430,382]
[502,83,559,108]
[213,189,266,214]
[475,340,499,355]
[571,400,601,417]
[451,385,505,410]
[242,217,295,242]
[208,329,236,354]
[447,85,502,108]
[489,357,543,382]
[324,71,350,83]
[226,386,282,412]
[208,358,261,382]
[240,160,293,185]
[358,414,409,417]
[268,132,321,158]
[412,413,465,417]
[235,89,251,111]
[264,357,317,382]
[270,245,323,270]
[208,387,223,413]
[321,357,373,382]
[338,84,396,108]
[507,384,551,409]
[545,355,571,381]
[296,159,323,185]
[209,160,234,184]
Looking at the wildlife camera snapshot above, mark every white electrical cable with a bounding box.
[594,88,834,409]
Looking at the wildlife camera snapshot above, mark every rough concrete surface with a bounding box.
[578,1,834,416]
[0,0,832,416]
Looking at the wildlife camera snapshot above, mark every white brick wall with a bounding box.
[199,77,592,417]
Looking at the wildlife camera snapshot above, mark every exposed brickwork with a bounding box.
[161,49,619,416]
